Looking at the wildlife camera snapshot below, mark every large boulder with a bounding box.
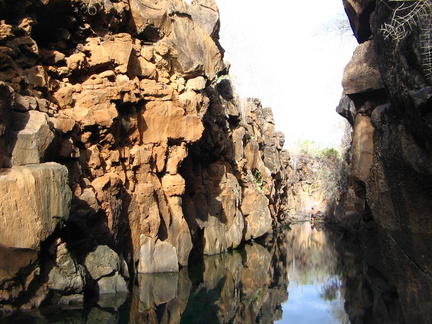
[129,0,172,41]
[130,0,223,79]
[0,162,71,249]
[84,245,128,295]
[138,236,179,273]
[84,245,121,281]
[342,40,384,95]
[166,16,223,79]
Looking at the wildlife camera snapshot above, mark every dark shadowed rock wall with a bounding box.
[340,0,432,322]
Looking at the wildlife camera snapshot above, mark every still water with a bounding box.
[277,222,349,324]
[3,222,359,323]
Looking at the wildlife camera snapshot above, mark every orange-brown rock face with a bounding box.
[182,96,289,257]
[0,0,290,309]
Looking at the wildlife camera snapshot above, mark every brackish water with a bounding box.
[2,222,367,323]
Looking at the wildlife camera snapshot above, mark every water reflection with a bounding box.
[132,241,288,323]
[282,222,349,323]
[184,242,288,324]
[131,222,349,323]
[1,223,362,323]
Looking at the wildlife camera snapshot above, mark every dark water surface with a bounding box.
[2,222,367,323]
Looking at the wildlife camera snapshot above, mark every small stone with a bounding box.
[50,115,76,133]
[0,21,14,41]
[141,45,154,61]
[23,65,48,88]
[40,49,66,65]
[13,93,38,111]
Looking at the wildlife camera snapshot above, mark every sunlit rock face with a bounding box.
[0,163,71,249]
[182,97,290,257]
[340,0,432,321]
[0,0,290,311]
[0,162,72,306]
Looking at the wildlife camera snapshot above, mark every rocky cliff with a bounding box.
[285,148,349,222]
[0,0,290,312]
[339,0,432,322]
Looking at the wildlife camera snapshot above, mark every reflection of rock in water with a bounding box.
[182,241,288,323]
[284,222,403,323]
[335,223,404,324]
[0,234,288,323]
[130,269,191,323]
[130,237,288,324]
[285,222,340,284]
[1,223,405,322]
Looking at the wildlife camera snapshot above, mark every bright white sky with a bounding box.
[216,0,358,149]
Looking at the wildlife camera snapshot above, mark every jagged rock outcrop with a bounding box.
[0,0,290,312]
[339,0,432,322]
[182,97,289,256]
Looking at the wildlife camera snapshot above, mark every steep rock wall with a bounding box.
[182,96,289,257]
[285,151,349,222]
[0,0,290,311]
[340,0,432,322]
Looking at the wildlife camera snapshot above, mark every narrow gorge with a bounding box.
[0,0,431,323]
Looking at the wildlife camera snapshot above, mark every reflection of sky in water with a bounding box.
[279,282,343,324]
[276,222,349,324]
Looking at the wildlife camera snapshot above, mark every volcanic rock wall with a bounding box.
[285,150,349,222]
[0,0,290,311]
[340,0,432,322]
